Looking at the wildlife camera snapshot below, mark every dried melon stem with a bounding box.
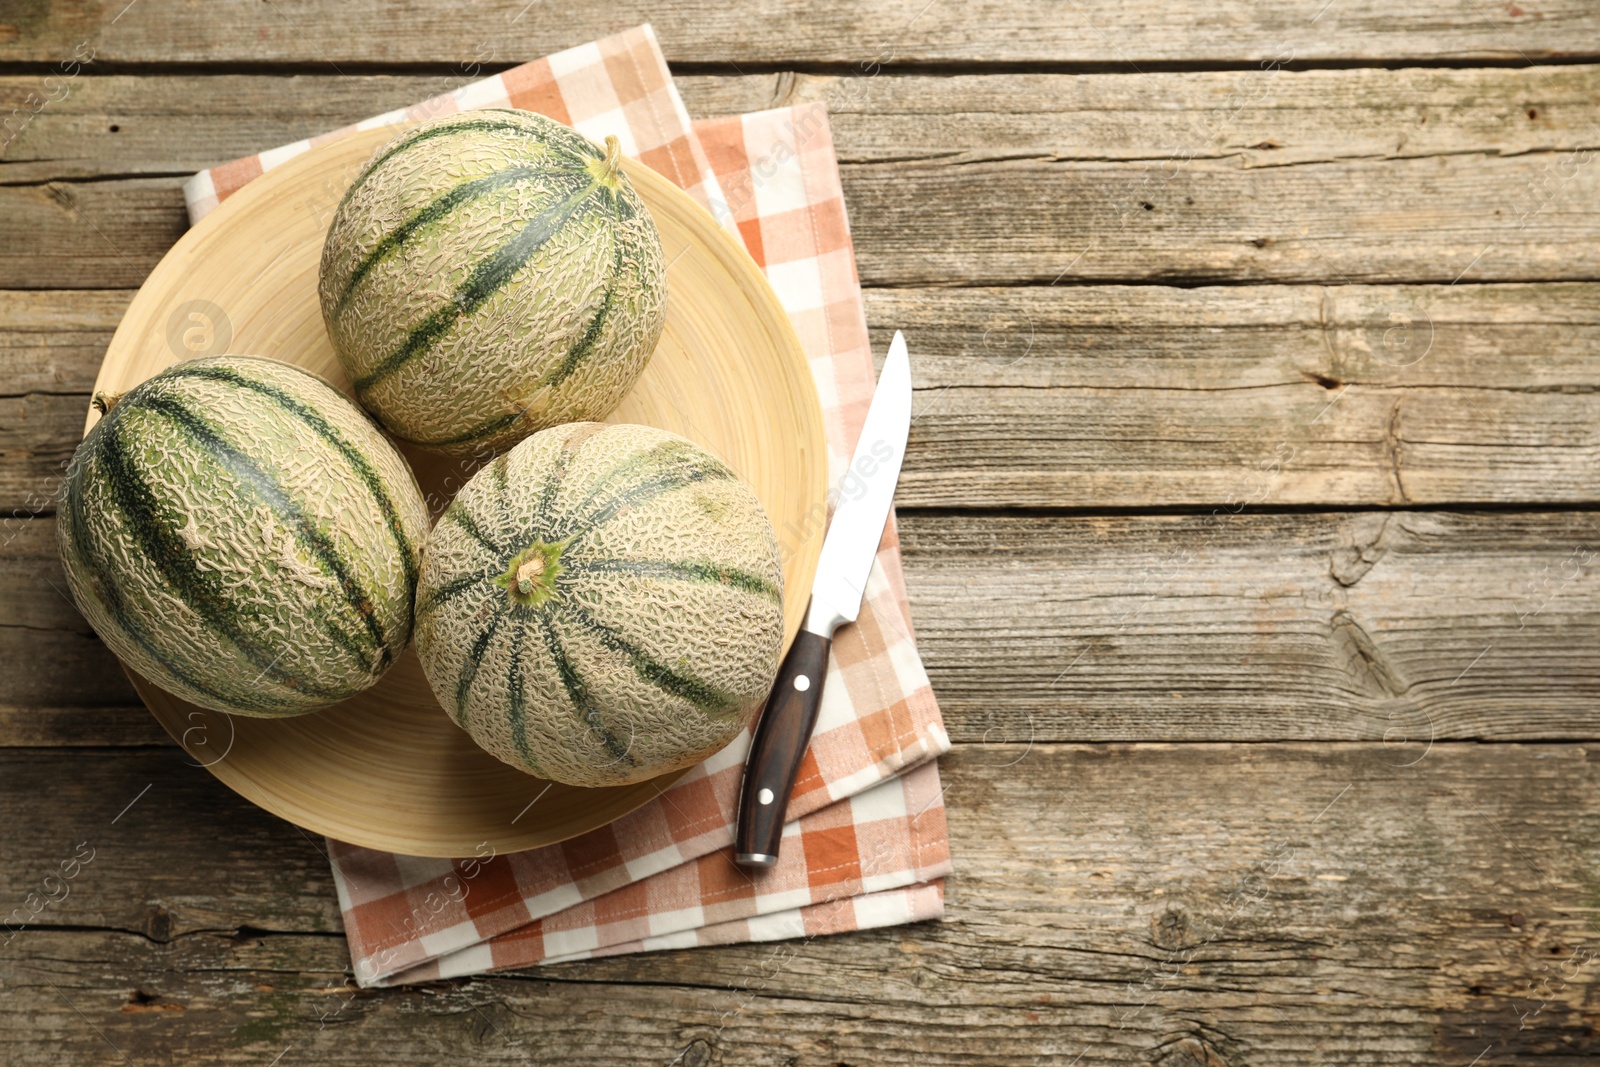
[92,391,122,415]
[495,539,568,609]
[515,556,544,593]
[588,135,624,189]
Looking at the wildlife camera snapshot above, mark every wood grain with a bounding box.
[686,66,1600,164]
[7,66,1600,182]
[1,0,1597,65]
[873,283,1600,508]
[7,283,1597,513]
[0,176,184,289]
[0,515,180,744]
[9,509,1599,746]
[1,19,1596,1060]
[0,289,127,392]
[4,66,1599,288]
[0,742,1592,1065]
[901,509,1600,744]
[840,151,1600,286]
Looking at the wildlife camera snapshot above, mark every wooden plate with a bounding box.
[87,125,827,858]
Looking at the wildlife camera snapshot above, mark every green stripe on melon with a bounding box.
[57,355,430,717]
[318,109,667,457]
[414,423,785,787]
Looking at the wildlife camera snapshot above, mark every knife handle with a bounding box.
[734,627,832,868]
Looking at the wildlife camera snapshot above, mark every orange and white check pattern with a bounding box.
[186,26,723,227]
[185,25,951,987]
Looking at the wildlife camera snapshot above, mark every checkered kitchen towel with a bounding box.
[183,24,951,986]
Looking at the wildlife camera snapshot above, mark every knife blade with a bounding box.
[734,331,912,867]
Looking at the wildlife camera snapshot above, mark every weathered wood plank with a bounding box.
[1,152,1589,287]
[1,14,1592,1064]
[687,66,1600,166]
[2,390,88,514]
[2,0,1596,65]
[0,743,1593,1064]
[873,283,1600,508]
[0,288,126,392]
[9,508,1599,745]
[3,67,1598,288]
[6,66,1600,181]
[0,175,184,289]
[901,509,1600,745]
[0,515,147,745]
[840,150,1600,286]
[7,284,1597,513]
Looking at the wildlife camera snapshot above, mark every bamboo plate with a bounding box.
[87,125,827,858]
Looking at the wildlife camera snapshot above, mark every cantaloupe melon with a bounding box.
[318,109,667,457]
[57,355,430,717]
[414,422,784,787]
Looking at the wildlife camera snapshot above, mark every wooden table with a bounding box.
[4,4,1598,1063]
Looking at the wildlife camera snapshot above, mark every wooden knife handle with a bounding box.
[734,627,832,867]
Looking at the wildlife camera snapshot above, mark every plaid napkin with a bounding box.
[181,24,951,986]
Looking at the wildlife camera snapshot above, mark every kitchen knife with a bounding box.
[734,331,913,867]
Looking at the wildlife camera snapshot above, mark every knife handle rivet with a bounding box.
[758,788,774,805]
[793,674,811,692]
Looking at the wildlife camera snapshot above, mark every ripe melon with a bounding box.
[57,355,430,717]
[318,109,668,457]
[414,422,785,787]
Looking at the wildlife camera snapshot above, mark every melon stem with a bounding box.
[515,556,544,595]
[497,539,567,609]
[586,136,625,189]
[601,135,622,183]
